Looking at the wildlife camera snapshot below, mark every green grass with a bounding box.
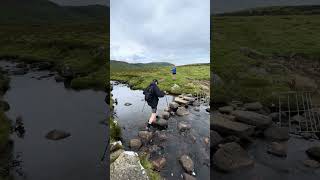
[212,14,320,105]
[139,154,161,180]
[0,21,109,90]
[111,63,210,95]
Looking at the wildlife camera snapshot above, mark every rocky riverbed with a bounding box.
[211,101,320,180]
[110,82,210,180]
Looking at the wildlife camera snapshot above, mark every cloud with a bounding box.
[111,0,210,65]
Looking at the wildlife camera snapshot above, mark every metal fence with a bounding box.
[278,91,320,134]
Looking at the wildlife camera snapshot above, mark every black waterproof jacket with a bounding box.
[145,82,165,108]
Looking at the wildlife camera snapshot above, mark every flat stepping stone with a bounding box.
[175,97,189,105]
[232,110,272,129]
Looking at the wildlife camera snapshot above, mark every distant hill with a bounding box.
[111,60,173,70]
[211,0,320,14]
[0,0,108,24]
[216,5,320,16]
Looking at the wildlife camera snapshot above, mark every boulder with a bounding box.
[218,106,234,114]
[206,107,210,112]
[151,157,166,171]
[267,142,287,157]
[306,146,320,161]
[161,112,170,120]
[179,155,194,173]
[232,110,272,129]
[303,159,320,168]
[264,126,290,141]
[244,102,263,111]
[183,173,196,180]
[110,151,149,180]
[213,142,254,172]
[154,119,168,129]
[176,107,190,116]
[183,96,196,103]
[211,114,255,137]
[45,130,70,140]
[178,122,191,132]
[169,102,179,111]
[138,131,153,142]
[211,130,223,149]
[111,149,125,163]
[130,139,142,150]
[175,97,189,105]
[110,141,123,152]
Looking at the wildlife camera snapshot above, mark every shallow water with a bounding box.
[212,136,320,180]
[0,61,108,180]
[111,82,210,180]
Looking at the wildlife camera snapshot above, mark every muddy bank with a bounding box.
[111,82,210,179]
[0,60,108,180]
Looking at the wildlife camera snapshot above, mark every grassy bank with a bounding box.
[0,22,108,90]
[212,13,320,105]
[111,63,210,95]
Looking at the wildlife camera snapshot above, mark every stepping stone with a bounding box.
[175,97,188,105]
[151,157,166,171]
[138,131,153,142]
[176,107,190,116]
[130,139,142,149]
[179,155,194,173]
[178,122,191,132]
[232,110,272,129]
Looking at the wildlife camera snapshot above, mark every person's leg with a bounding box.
[148,107,157,124]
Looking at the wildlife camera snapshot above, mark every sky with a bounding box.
[49,0,109,6]
[111,0,210,65]
[212,0,320,13]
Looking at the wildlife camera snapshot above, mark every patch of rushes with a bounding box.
[111,64,210,95]
[212,14,320,105]
[139,153,161,180]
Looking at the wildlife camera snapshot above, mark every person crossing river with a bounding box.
[143,79,166,130]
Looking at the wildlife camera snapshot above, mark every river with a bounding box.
[111,82,210,180]
[0,61,108,180]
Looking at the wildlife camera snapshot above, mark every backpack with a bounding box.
[143,85,154,102]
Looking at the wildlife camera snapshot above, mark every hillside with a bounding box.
[111,60,173,70]
[212,6,320,105]
[0,0,108,24]
[217,5,320,16]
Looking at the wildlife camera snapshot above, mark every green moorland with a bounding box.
[111,61,210,95]
[212,6,320,105]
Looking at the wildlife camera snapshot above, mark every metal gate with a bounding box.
[278,91,320,134]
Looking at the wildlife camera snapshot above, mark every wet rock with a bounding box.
[110,151,149,180]
[183,96,196,103]
[154,119,168,129]
[170,111,175,116]
[154,131,167,142]
[179,155,194,173]
[36,62,53,70]
[130,139,142,150]
[169,102,179,111]
[61,65,74,78]
[110,141,123,152]
[301,132,313,140]
[306,146,320,161]
[175,97,189,105]
[138,131,153,142]
[268,112,286,122]
[192,101,200,107]
[164,107,170,112]
[243,102,263,111]
[264,126,290,141]
[183,173,196,180]
[178,122,191,132]
[152,157,166,171]
[176,107,189,116]
[204,137,210,145]
[211,130,223,149]
[193,107,200,112]
[54,75,65,82]
[161,112,170,120]
[211,114,255,137]
[111,149,125,163]
[303,159,320,168]
[232,110,272,129]
[267,142,287,157]
[213,142,254,172]
[229,100,243,108]
[124,102,132,106]
[291,115,307,124]
[218,106,234,114]
[206,107,210,112]
[45,129,70,140]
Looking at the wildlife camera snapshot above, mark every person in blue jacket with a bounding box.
[171,65,176,80]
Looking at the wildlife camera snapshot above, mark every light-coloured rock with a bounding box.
[110,141,123,152]
[110,151,149,180]
[110,149,125,162]
[178,122,191,132]
[161,112,170,120]
[130,139,142,149]
[176,107,190,116]
[138,131,153,142]
[169,102,179,111]
[175,97,189,105]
